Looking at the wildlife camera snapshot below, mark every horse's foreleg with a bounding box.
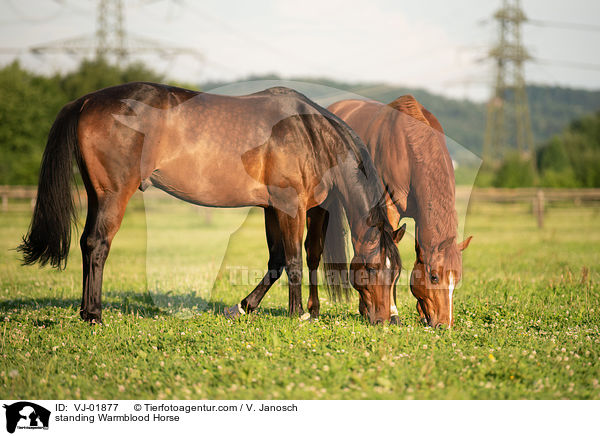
[80,189,133,323]
[225,208,285,317]
[305,207,327,320]
[276,207,306,317]
[390,284,400,325]
[416,300,427,326]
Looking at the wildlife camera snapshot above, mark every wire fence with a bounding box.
[3,185,600,229]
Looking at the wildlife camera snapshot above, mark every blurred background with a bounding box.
[1,2,598,402]
[0,0,599,188]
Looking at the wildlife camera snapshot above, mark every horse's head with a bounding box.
[410,235,472,328]
[350,224,405,324]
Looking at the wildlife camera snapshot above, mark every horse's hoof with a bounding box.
[223,303,245,319]
[80,311,102,325]
[299,312,311,322]
[309,316,319,323]
[390,315,400,325]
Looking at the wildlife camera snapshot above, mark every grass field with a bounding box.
[1,190,599,400]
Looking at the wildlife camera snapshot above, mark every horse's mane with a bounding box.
[388,95,429,124]
[291,90,400,301]
[387,95,457,249]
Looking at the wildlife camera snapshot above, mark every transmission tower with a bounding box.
[28,0,202,68]
[483,0,534,162]
[96,0,126,63]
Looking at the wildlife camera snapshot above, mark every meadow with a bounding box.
[1,190,599,400]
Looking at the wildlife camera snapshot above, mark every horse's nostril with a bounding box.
[427,319,441,328]
[374,319,384,325]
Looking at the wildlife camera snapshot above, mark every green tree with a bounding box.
[493,153,536,188]
[0,58,164,184]
[563,114,600,187]
[0,61,66,184]
[60,57,163,100]
[537,137,577,187]
[537,111,600,187]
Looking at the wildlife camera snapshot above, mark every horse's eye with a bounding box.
[430,273,439,284]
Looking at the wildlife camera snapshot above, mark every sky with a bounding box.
[1,0,599,101]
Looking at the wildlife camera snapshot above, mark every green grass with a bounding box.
[1,191,599,399]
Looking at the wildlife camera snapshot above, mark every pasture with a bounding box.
[1,190,599,399]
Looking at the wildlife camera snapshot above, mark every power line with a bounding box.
[4,0,65,23]
[478,11,600,73]
[180,1,286,56]
[178,0,349,79]
[0,48,24,54]
[536,58,600,71]
[528,19,600,33]
[23,0,203,70]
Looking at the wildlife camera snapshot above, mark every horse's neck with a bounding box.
[333,162,377,251]
[337,186,372,249]
[380,96,458,249]
[411,159,457,249]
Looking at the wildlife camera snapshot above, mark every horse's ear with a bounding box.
[457,236,473,251]
[365,208,378,228]
[415,237,423,261]
[393,223,406,243]
[438,237,455,252]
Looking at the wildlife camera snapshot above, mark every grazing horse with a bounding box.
[18,82,401,325]
[323,96,472,327]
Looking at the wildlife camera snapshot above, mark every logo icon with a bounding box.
[3,402,50,434]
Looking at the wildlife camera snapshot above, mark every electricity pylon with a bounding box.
[95,0,126,63]
[483,0,534,163]
[29,0,202,67]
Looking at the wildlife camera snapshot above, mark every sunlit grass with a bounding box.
[0,192,599,399]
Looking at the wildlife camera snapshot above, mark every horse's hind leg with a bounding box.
[305,207,327,320]
[80,187,135,323]
[225,207,286,317]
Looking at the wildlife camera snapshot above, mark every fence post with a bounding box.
[534,189,544,229]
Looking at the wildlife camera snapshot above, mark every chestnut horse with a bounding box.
[18,82,401,325]
[324,96,472,327]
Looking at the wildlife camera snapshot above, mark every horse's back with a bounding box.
[75,82,355,211]
[75,82,274,208]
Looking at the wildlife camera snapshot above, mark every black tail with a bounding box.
[321,192,352,302]
[17,99,84,269]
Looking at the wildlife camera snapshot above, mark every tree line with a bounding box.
[0,58,164,185]
[0,59,598,187]
[487,111,600,188]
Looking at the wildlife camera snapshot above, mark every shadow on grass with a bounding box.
[0,291,159,317]
[0,290,294,320]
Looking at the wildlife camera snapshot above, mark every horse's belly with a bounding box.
[148,160,269,208]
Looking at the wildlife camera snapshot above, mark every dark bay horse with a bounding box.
[18,82,401,325]
[324,96,472,328]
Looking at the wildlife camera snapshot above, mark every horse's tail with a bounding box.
[17,98,85,269]
[321,192,352,302]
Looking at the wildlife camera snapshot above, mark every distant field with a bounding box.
[0,189,599,399]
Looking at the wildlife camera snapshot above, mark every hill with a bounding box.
[202,75,600,160]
